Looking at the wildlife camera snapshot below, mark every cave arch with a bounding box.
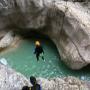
[0,0,90,70]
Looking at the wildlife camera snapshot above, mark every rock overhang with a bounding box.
[0,0,90,69]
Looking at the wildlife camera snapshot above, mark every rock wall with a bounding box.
[0,64,30,90]
[0,0,90,69]
[0,63,89,90]
[0,31,14,48]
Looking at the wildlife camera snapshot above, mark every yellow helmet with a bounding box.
[35,41,40,46]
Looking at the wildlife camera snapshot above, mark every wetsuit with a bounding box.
[30,84,41,90]
[22,84,41,90]
[34,45,44,61]
[22,86,29,90]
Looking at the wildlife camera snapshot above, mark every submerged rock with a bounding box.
[0,0,90,69]
[0,63,89,90]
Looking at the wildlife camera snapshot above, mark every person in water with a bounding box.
[34,41,45,61]
[29,76,42,90]
[22,76,42,90]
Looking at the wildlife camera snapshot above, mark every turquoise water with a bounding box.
[0,37,90,81]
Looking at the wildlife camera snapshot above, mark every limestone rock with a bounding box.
[0,31,14,48]
[0,64,30,90]
[38,77,89,90]
[0,63,89,90]
[0,0,90,69]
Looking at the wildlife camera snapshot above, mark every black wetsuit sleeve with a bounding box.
[41,46,44,53]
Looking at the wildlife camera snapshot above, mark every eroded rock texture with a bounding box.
[0,64,30,90]
[0,0,90,69]
[0,31,14,48]
[0,63,89,90]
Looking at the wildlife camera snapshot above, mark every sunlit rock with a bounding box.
[0,31,14,48]
[0,64,89,90]
[0,0,90,69]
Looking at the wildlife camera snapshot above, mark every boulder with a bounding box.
[0,31,14,48]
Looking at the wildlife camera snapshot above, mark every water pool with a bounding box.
[0,37,90,81]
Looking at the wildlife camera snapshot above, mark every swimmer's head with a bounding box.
[35,41,40,46]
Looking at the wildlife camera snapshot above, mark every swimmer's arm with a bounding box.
[41,47,44,54]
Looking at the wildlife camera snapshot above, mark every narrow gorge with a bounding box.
[0,0,90,90]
